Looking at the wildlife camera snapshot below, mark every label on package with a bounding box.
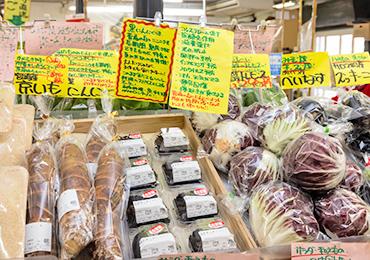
[25,222,52,254]
[184,195,217,218]
[87,163,97,178]
[140,233,177,258]
[162,128,189,148]
[57,189,80,221]
[199,228,237,252]
[171,161,201,183]
[126,165,156,188]
[120,138,147,158]
[133,197,168,224]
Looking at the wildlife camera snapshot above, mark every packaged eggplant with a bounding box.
[174,185,218,223]
[155,128,190,155]
[132,223,178,259]
[293,97,327,125]
[163,154,202,186]
[127,188,169,228]
[125,157,157,190]
[118,132,147,158]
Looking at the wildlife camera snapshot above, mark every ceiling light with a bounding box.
[273,1,296,9]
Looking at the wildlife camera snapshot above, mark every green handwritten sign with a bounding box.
[231,54,272,88]
[158,253,258,260]
[330,52,370,87]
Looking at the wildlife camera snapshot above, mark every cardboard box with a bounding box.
[354,22,370,40]
[275,10,299,51]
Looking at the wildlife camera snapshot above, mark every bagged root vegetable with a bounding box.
[282,132,346,194]
[56,118,95,259]
[202,120,256,172]
[340,160,363,194]
[249,181,319,247]
[0,82,15,132]
[229,147,283,198]
[315,189,370,238]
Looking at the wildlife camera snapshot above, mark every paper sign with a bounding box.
[54,48,118,98]
[0,28,18,81]
[330,52,370,87]
[291,242,370,260]
[270,53,283,76]
[281,52,331,89]
[169,23,233,114]
[116,18,176,103]
[25,22,103,56]
[4,0,30,26]
[158,253,259,260]
[231,54,272,88]
[14,54,69,96]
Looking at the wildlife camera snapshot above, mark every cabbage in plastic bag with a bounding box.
[241,103,273,137]
[340,160,363,194]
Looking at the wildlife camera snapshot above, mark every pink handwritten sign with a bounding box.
[158,253,259,260]
[24,21,103,56]
[0,28,18,82]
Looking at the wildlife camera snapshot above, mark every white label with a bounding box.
[171,161,201,183]
[87,163,97,178]
[126,165,156,188]
[184,195,217,219]
[120,138,147,158]
[140,233,177,258]
[25,222,52,254]
[57,189,80,221]
[162,128,189,148]
[199,228,237,252]
[133,198,168,224]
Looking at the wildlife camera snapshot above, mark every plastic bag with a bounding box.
[56,118,95,259]
[118,132,147,158]
[125,156,158,190]
[340,160,364,194]
[13,104,35,149]
[241,103,273,136]
[340,90,370,110]
[241,81,288,107]
[0,82,15,132]
[249,181,319,247]
[292,97,327,125]
[155,127,190,156]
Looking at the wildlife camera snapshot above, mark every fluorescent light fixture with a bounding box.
[273,1,296,9]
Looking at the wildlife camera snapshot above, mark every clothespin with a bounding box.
[199,14,207,29]
[154,11,162,28]
[231,18,238,31]
[44,13,51,28]
[261,20,267,32]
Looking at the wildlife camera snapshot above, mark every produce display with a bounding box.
[125,157,157,190]
[155,128,190,155]
[241,103,273,135]
[340,160,363,194]
[293,97,327,125]
[163,155,202,186]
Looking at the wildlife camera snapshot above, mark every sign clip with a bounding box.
[154,11,162,27]
[44,13,51,28]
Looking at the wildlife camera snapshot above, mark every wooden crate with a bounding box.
[53,113,257,252]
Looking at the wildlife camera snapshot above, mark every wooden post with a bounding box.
[84,0,88,22]
[309,0,317,96]
[296,0,303,98]
[280,0,286,53]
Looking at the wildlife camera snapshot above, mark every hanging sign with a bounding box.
[116,18,177,103]
[25,22,103,56]
[4,0,31,26]
[280,52,331,89]
[231,54,272,88]
[270,53,283,76]
[330,52,370,87]
[14,54,69,96]
[0,28,18,82]
[169,23,234,114]
[54,48,118,98]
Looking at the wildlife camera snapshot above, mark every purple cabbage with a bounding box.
[340,160,363,194]
[241,103,273,137]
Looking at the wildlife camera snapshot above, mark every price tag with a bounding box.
[57,189,80,221]
[25,222,52,254]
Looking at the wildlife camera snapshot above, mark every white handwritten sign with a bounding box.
[0,28,18,82]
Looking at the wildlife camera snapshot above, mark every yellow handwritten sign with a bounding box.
[281,52,331,89]
[169,23,234,114]
[116,18,177,103]
[54,48,118,98]
[14,54,68,96]
[331,52,370,87]
[4,0,31,26]
[231,54,272,88]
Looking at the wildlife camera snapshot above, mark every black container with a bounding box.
[134,0,163,19]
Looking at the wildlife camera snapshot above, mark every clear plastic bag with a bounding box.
[292,97,327,125]
[154,128,190,156]
[13,104,35,150]
[0,82,15,132]
[340,160,364,194]
[249,181,319,247]
[125,156,158,190]
[339,90,370,110]
[118,132,147,159]
[241,103,274,137]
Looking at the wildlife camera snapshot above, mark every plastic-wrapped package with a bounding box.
[315,189,370,238]
[118,133,147,158]
[249,181,319,247]
[241,82,288,107]
[340,90,370,110]
[13,104,35,149]
[259,104,312,155]
[0,166,29,259]
[229,147,283,198]
[94,141,129,260]
[293,97,327,125]
[202,120,256,172]
[132,223,178,259]
[241,103,273,136]
[188,218,237,253]
[174,184,218,223]
[340,160,363,194]
[25,121,59,257]
[56,119,95,259]
[0,82,15,132]
[163,154,202,186]
[155,128,189,155]
[127,188,169,228]
[125,157,157,190]
[281,132,346,194]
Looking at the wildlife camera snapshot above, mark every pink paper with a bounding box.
[25,21,103,55]
[0,28,18,82]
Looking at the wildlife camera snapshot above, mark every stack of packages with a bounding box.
[0,83,35,259]
[195,86,370,248]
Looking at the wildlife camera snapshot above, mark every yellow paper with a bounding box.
[280,52,331,89]
[54,48,118,98]
[4,0,31,26]
[169,23,234,114]
[331,52,370,87]
[116,18,177,103]
[231,54,272,88]
[14,54,69,97]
